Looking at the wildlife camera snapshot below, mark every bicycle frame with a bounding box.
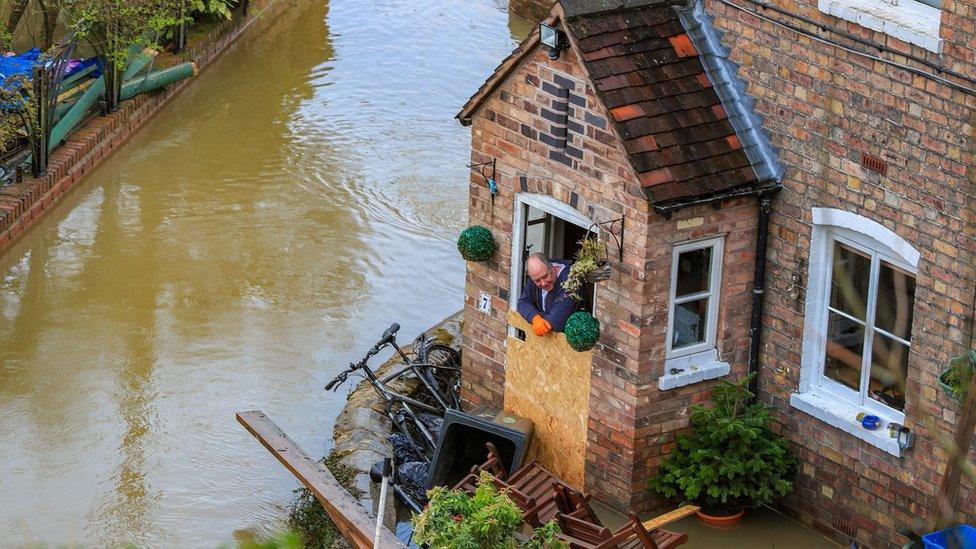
[386,337,453,412]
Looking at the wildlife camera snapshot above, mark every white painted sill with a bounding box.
[790,391,904,457]
[658,349,730,390]
[818,0,943,53]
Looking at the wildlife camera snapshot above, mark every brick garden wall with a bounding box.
[0,0,285,256]
[462,42,765,511]
[705,0,976,545]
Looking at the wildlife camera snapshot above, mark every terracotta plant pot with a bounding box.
[696,508,745,528]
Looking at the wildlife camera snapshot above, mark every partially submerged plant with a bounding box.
[412,471,567,549]
[939,350,975,404]
[649,375,795,516]
[563,236,608,301]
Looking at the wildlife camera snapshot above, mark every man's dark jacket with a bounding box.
[517,259,577,332]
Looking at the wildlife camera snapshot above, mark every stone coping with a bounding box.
[0,0,284,256]
[330,310,463,527]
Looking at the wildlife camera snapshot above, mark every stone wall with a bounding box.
[706,0,976,545]
[0,0,285,256]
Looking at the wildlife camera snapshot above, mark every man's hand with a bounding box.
[531,315,552,336]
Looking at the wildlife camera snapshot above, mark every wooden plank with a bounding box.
[505,310,591,488]
[931,365,976,530]
[236,410,404,549]
[642,505,700,532]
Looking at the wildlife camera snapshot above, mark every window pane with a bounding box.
[869,333,909,411]
[875,261,916,341]
[829,243,871,321]
[675,247,711,297]
[824,310,865,392]
[672,298,708,349]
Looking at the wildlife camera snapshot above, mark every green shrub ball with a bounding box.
[457,225,496,262]
[565,311,600,352]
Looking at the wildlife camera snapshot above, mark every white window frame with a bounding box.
[818,0,943,53]
[666,237,724,360]
[508,193,595,336]
[792,208,920,456]
[658,237,730,390]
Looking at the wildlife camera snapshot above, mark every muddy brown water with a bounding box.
[0,1,530,546]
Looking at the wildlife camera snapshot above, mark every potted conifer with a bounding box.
[649,375,795,527]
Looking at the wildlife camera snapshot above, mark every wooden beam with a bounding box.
[236,410,404,549]
[931,366,976,530]
[642,505,700,532]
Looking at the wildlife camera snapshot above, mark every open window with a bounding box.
[509,194,596,337]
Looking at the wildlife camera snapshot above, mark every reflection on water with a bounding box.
[0,1,530,545]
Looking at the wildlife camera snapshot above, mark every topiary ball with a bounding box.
[457,225,496,262]
[564,311,600,352]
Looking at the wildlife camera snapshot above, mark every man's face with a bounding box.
[527,260,556,292]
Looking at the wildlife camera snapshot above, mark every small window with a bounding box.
[666,237,723,359]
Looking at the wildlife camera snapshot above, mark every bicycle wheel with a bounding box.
[420,343,462,409]
[392,407,437,458]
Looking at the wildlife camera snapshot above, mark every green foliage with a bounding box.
[564,311,600,352]
[0,73,36,156]
[57,0,182,67]
[939,350,975,403]
[563,237,606,301]
[188,0,238,19]
[287,450,362,549]
[412,472,568,549]
[238,530,304,549]
[649,375,795,515]
[457,225,496,262]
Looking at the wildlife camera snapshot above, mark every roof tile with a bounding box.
[611,103,645,122]
[668,34,698,57]
[557,3,777,208]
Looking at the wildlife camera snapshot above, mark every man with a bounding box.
[517,252,577,336]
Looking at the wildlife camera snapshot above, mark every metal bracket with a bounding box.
[590,216,625,262]
[467,159,497,202]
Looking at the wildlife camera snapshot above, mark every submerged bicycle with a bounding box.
[325,322,461,457]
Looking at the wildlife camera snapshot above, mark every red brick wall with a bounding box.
[462,43,762,511]
[705,0,976,545]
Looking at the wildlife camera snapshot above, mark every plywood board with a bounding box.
[504,310,592,488]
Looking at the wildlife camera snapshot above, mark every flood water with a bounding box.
[0,2,530,546]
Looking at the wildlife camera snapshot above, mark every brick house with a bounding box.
[455,0,976,546]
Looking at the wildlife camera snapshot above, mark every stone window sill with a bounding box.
[658,349,730,390]
[818,0,943,53]
[790,391,904,457]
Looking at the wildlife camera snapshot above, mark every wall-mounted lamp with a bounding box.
[539,23,567,60]
[888,423,916,451]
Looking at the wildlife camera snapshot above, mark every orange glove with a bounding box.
[531,314,552,336]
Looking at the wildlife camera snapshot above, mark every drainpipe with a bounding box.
[748,193,774,399]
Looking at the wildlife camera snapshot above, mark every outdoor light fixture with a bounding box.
[889,422,916,451]
[539,22,566,59]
